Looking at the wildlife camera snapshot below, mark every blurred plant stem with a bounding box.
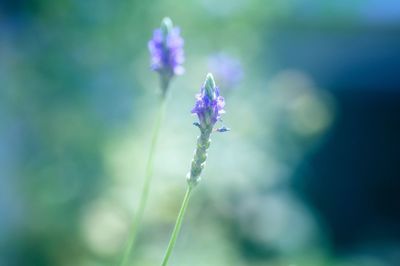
[161,185,194,266]
[119,93,167,266]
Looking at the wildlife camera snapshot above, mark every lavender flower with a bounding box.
[161,74,229,266]
[208,53,243,91]
[120,18,184,266]
[191,74,225,129]
[148,17,184,94]
[188,73,227,186]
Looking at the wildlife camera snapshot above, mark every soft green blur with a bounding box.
[1,1,397,266]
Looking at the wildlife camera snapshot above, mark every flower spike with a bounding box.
[148,17,184,95]
[187,73,227,186]
[161,73,229,266]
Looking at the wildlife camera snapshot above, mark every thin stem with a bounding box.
[161,185,194,266]
[119,96,167,266]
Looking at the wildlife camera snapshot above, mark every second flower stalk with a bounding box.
[119,17,184,266]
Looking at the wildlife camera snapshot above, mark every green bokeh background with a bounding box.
[1,1,399,266]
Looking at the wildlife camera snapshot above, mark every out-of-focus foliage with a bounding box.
[1,1,400,266]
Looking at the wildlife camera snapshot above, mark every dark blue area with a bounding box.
[269,27,400,92]
[269,24,400,249]
[302,89,400,249]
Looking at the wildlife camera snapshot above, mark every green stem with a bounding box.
[119,96,167,266]
[161,185,194,266]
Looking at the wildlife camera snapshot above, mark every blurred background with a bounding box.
[1,0,400,266]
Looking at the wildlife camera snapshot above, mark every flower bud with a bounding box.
[161,17,173,40]
[204,73,216,99]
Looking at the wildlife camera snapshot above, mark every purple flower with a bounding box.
[187,73,228,186]
[191,73,225,129]
[148,17,184,80]
[208,53,243,91]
